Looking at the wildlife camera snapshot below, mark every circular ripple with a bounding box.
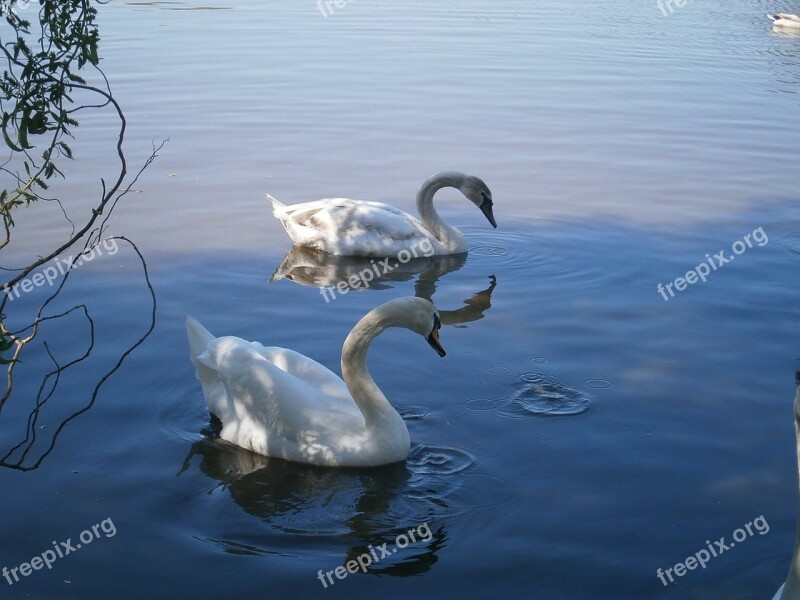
[515,383,590,416]
[584,378,613,389]
[491,373,590,417]
[463,397,497,412]
[487,366,512,376]
[470,245,510,257]
[406,445,476,475]
[398,406,428,421]
[400,471,515,521]
[530,356,548,364]
[518,372,562,385]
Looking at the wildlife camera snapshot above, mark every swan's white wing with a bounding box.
[283,199,423,238]
[277,199,435,256]
[249,343,350,400]
[195,338,362,450]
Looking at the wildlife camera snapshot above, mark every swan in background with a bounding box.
[186,297,446,467]
[266,171,496,257]
[773,371,800,600]
[770,13,800,29]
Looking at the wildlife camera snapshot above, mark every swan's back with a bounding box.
[269,197,445,256]
[187,320,353,423]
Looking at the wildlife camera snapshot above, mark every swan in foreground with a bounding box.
[770,13,800,29]
[773,371,800,600]
[266,171,496,257]
[186,297,446,467]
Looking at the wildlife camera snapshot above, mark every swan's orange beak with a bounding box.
[426,314,446,357]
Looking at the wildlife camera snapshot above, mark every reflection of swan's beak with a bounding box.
[796,371,800,385]
[426,317,446,357]
[480,197,497,229]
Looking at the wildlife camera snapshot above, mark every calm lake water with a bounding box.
[1,0,799,598]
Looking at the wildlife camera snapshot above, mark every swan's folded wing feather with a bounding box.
[251,344,351,400]
[283,199,427,242]
[200,338,359,439]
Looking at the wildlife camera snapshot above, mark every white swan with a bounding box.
[773,371,800,600]
[770,13,800,29]
[186,297,446,467]
[266,171,496,257]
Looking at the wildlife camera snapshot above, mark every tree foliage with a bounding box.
[0,0,104,227]
[0,0,159,470]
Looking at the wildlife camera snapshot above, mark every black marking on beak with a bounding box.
[480,193,497,229]
[796,371,800,385]
[426,313,446,357]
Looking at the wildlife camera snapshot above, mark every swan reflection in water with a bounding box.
[179,432,446,577]
[270,245,496,326]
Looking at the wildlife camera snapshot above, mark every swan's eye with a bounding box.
[480,192,492,207]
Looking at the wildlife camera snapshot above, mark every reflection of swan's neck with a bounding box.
[416,172,463,245]
[341,310,402,430]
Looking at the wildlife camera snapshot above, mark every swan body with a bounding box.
[186,297,446,467]
[773,372,800,600]
[267,171,496,257]
[770,13,800,29]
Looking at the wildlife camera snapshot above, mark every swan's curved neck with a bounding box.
[416,172,463,244]
[341,316,402,429]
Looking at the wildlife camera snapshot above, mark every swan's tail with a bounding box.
[266,194,295,238]
[266,194,285,215]
[186,316,229,419]
[186,315,215,359]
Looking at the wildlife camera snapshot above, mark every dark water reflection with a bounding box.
[178,425,513,585]
[180,432,454,576]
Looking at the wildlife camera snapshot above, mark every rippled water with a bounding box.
[0,1,799,599]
